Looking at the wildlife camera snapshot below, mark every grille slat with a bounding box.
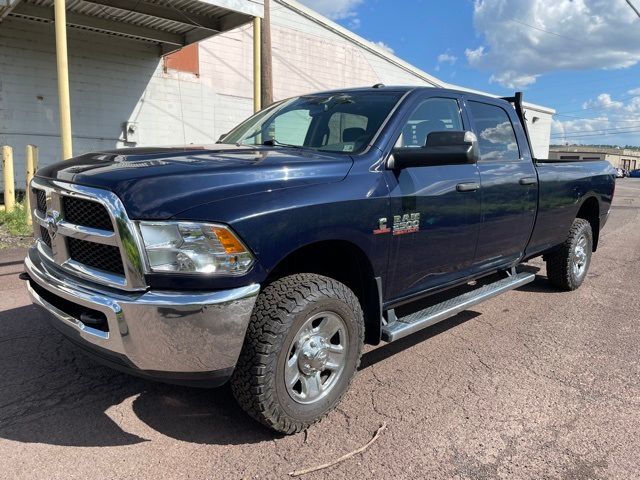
[62,197,113,231]
[67,238,125,276]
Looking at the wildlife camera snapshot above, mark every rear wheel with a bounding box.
[546,218,593,291]
[231,273,364,434]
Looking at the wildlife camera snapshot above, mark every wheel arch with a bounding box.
[266,239,383,345]
[576,195,601,251]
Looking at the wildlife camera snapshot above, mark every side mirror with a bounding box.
[388,131,479,169]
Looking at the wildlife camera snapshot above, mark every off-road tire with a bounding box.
[546,218,593,291]
[230,273,364,434]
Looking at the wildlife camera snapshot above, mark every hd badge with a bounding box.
[373,213,420,236]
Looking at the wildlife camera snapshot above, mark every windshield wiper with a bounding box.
[263,138,312,150]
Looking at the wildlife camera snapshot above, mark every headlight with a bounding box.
[137,222,254,275]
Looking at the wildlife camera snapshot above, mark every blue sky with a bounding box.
[298,0,640,147]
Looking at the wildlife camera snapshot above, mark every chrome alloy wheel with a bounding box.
[572,233,589,279]
[285,311,349,405]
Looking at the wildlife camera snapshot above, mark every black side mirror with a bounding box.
[389,131,479,169]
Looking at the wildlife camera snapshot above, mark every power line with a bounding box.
[626,0,640,19]
[509,19,578,42]
[551,128,640,139]
[553,123,640,136]
[554,113,640,123]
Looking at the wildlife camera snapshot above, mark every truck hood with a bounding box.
[37,145,353,219]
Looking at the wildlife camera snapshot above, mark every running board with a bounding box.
[381,272,535,342]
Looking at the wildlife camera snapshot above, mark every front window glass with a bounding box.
[221,92,403,153]
[395,97,464,148]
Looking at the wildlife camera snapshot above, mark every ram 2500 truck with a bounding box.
[23,87,615,434]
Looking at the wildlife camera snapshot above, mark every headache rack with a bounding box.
[501,91,535,160]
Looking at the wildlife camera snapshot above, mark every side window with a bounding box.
[468,101,520,162]
[395,97,463,148]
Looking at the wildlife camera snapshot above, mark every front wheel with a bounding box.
[230,273,364,434]
[546,218,593,291]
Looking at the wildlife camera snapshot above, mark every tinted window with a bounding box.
[222,92,403,154]
[468,101,520,161]
[396,97,463,148]
[272,110,313,145]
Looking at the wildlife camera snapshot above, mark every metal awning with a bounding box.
[0,0,263,52]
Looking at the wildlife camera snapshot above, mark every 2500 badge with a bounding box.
[374,213,420,236]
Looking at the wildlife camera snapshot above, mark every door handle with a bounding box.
[456,182,480,192]
[519,176,537,186]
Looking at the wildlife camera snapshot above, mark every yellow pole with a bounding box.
[253,17,262,113]
[2,146,15,213]
[25,145,38,226]
[54,0,73,159]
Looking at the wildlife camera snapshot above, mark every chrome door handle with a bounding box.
[519,177,537,186]
[456,182,480,192]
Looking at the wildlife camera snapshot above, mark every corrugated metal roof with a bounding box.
[2,0,261,50]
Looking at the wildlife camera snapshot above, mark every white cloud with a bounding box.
[297,0,363,20]
[552,90,640,145]
[582,93,624,110]
[372,41,394,54]
[437,53,458,66]
[467,0,640,88]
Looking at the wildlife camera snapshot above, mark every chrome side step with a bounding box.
[381,272,535,342]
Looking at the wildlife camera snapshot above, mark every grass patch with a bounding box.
[0,202,33,237]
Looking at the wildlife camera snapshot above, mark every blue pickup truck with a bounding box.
[24,86,615,434]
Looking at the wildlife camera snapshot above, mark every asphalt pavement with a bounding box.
[1,179,639,479]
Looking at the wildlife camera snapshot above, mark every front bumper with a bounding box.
[24,247,260,386]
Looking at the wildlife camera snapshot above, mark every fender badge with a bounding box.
[373,213,421,235]
[393,213,420,235]
[373,217,391,235]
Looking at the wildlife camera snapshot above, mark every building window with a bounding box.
[163,44,199,76]
[583,157,600,160]
[560,155,580,160]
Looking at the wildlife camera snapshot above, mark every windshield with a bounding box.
[221,92,403,154]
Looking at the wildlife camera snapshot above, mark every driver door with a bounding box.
[384,94,481,301]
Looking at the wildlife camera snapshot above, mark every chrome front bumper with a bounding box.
[24,247,260,386]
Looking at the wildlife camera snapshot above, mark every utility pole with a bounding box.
[626,0,640,19]
[54,0,73,159]
[261,0,274,108]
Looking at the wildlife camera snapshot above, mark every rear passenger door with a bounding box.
[467,100,538,269]
[384,94,481,300]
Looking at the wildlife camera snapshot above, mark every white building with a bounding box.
[0,0,554,186]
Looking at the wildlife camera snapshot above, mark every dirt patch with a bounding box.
[0,224,33,250]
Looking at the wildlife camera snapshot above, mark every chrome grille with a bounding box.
[68,238,125,275]
[29,178,147,291]
[34,188,47,212]
[62,196,114,232]
[39,225,52,248]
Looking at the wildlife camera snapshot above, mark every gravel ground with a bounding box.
[0,179,639,480]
